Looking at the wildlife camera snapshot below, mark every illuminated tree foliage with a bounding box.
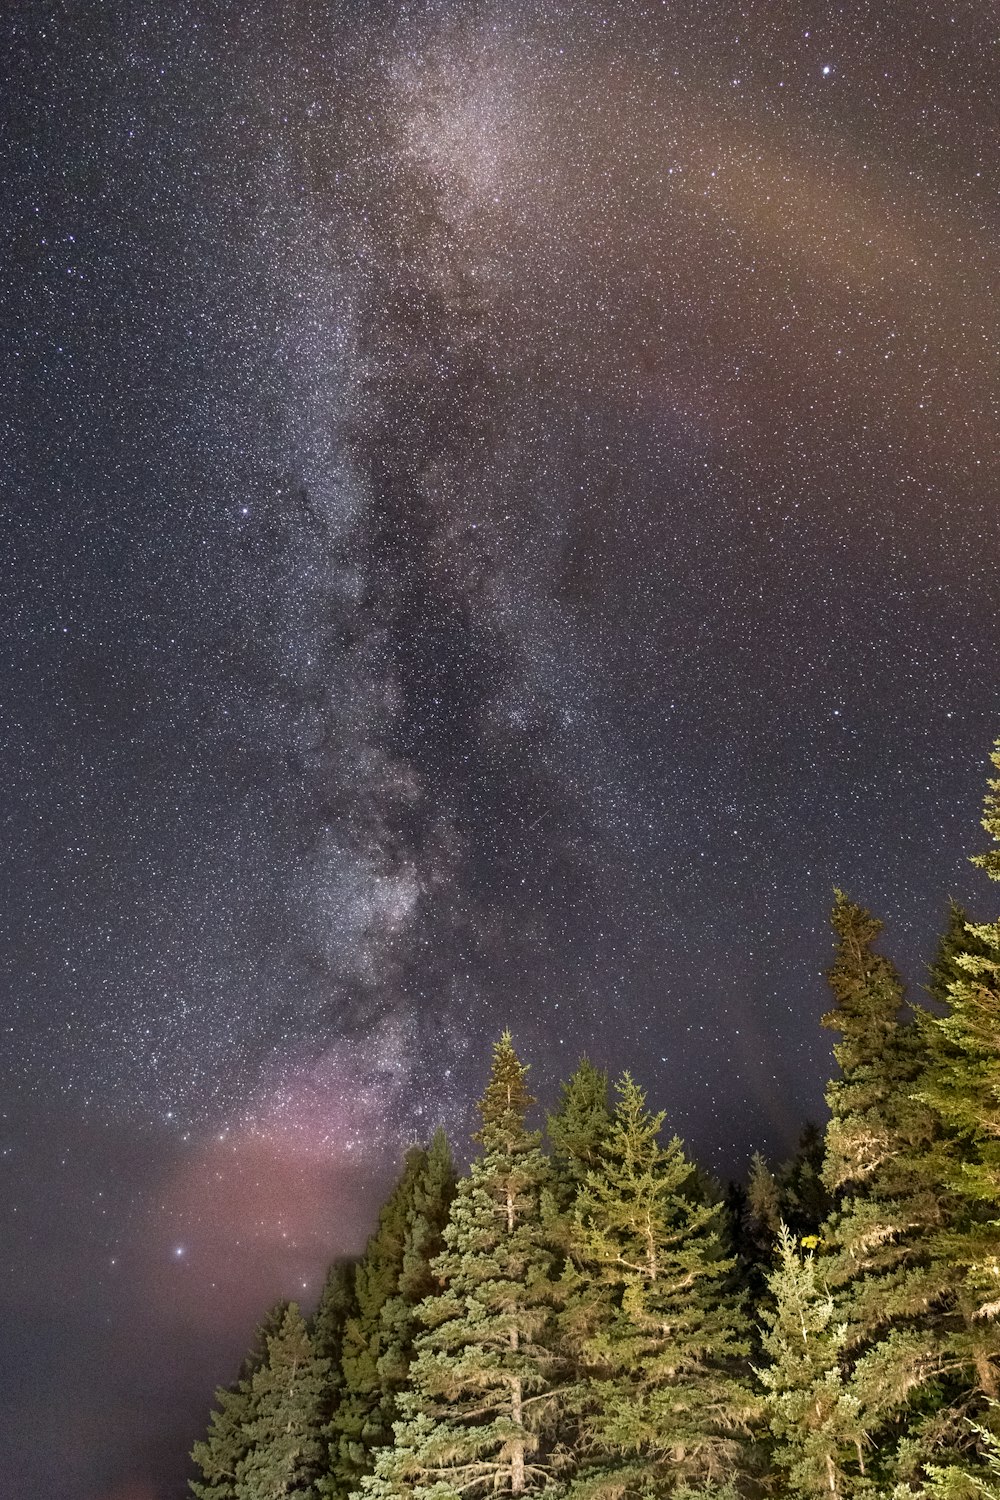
[547,1057,612,1213]
[565,1074,756,1499]
[323,1133,456,1498]
[757,1225,861,1500]
[813,894,946,1489]
[185,733,1000,1500]
[905,742,1000,1474]
[190,1302,291,1500]
[235,1303,329,1500]
[358,1033,566,1500]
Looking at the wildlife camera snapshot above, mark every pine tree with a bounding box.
[376,1128,457,1390]
[358,1034,565,1500]
[313,1261,356,1374]
[907,748,1000,1440]
[970,740,1000,884]
[745,1152,782,1258]
[236,1303,329,1500]
[312,1259,357,1462]
[327,1151,430,1493]
[192,1384,258,1500]
[324,1132,456,1496]
[926,902,993,1013]
[821,892,929,1210]
[778,1124,832,1240]
[191,1303,290,1500]
[747,1153,781,1237]
[809,893,953,1490]
[757,1225,863,1500]
[567,1073,755,1498]
[547,1058,612,1212]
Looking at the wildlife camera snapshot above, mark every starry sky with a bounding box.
[2,1,998,1496]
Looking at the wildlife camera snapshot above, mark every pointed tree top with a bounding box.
[971,736,1000,881]
[823,891,904,1038]
[475,1031,534,1134]
[548,1056,611,1128]
[830,889,884,952]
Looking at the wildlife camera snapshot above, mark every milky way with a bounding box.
[2,2,998,1496]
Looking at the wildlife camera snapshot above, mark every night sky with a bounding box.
[2,2,998,1496]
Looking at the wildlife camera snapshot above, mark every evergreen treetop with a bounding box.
[322,1133,456,1498]
[357,1035,564,1500]
[757,1225,863,1500]
[476,1029,536,1151]
[547,1057,612,1211]
[235,1302,329,1500]
[971,739,1000,884]
[567,1073,756,1498]
[190,1302,292,1500]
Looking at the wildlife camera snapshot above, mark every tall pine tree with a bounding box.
[566,1073,755,1499]
[324,1135,456,1497]
[757,1226,863,1500]
[358,1034,565,1500]
[906,742,1000,1476]
[808,893,953,1492]
[191,1302,291,1500]
[547,1058,612,1213]
[235,1303,329,1500]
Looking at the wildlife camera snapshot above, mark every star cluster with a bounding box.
[1,2,998,1496]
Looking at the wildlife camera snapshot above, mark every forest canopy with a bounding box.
[190,740,1000,1500]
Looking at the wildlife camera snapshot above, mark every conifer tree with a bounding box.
[971,740,1000,884]
[191,1302,290,1500]
[926,902,993,1012]
[567,1073,755,1498]
[821,892,928,1210]
[744,1152,782,1264]
[358,1033,565,1500]
[779,1124,832,1240]
[547,1058,612,1212]
[908,747,1000,1435]
[757,1226,863,1500]
[192,1383,257,1500]
[376,1128,456,1390]
[747,1153,781,1241]
[313,1261,357,1374]
[311,1259,358,1460]
[810,893,952,1489]
[327,1150,429,1491]
[809,853,1000,1490]
[236,1303,329,1500]
[324,1132,456,1497]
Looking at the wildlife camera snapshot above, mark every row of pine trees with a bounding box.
[190,743,1000,1500]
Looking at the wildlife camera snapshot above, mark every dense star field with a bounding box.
[1,1,998,1496]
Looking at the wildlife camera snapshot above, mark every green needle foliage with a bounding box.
[814,893,947,1489]
[185,737,1000,1500]
[919,1411,1000,1499]
[547,1058,613,1213]
[757,1225,862,1500]
[235,1303,329,1500]
[567,1073,755,1499]
[191,1302,291,1500]
[970,741,1000,885]
[357,1033,566,1500]
[325,1134,456,1497]
[312,1260,358,1442]
[905,746,1000,1454]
